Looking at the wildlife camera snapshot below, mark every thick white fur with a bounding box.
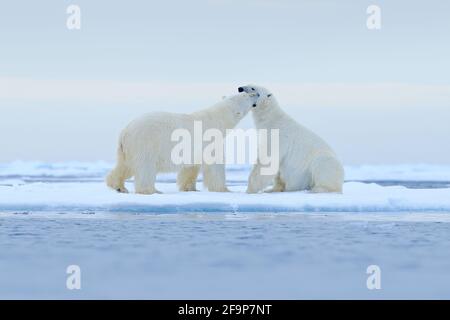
[106,93,256,194]
[242,85,344,193]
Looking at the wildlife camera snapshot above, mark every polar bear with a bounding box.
[238,85,344,193]
[106,92,257,194]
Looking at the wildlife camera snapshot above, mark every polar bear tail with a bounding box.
[106,143,131,193]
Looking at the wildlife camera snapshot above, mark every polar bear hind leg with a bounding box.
[134,169,160,194]
[177,165,201,191]
[310,156,344,193]
[203,164,229,192]
[133,156,161,194]
[106,145,132,193]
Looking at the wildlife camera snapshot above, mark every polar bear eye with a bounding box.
[251,88,255,91]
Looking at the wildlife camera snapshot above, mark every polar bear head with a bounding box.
[222,92,258,121]
[237,85,273,111]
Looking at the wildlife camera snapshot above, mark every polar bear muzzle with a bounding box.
[238,85,273,108]
[238,86,257,93]
[238,86,258,107]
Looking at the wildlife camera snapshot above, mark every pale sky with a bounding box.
[0,0,449,165]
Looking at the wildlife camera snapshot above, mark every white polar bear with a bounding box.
[238,85,344,193]
[106,92,257,194]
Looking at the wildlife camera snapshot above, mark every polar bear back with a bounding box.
[119,111,195,172]
[258,110,336,164]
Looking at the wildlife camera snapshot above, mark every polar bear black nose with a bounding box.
[238,87,244,93]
